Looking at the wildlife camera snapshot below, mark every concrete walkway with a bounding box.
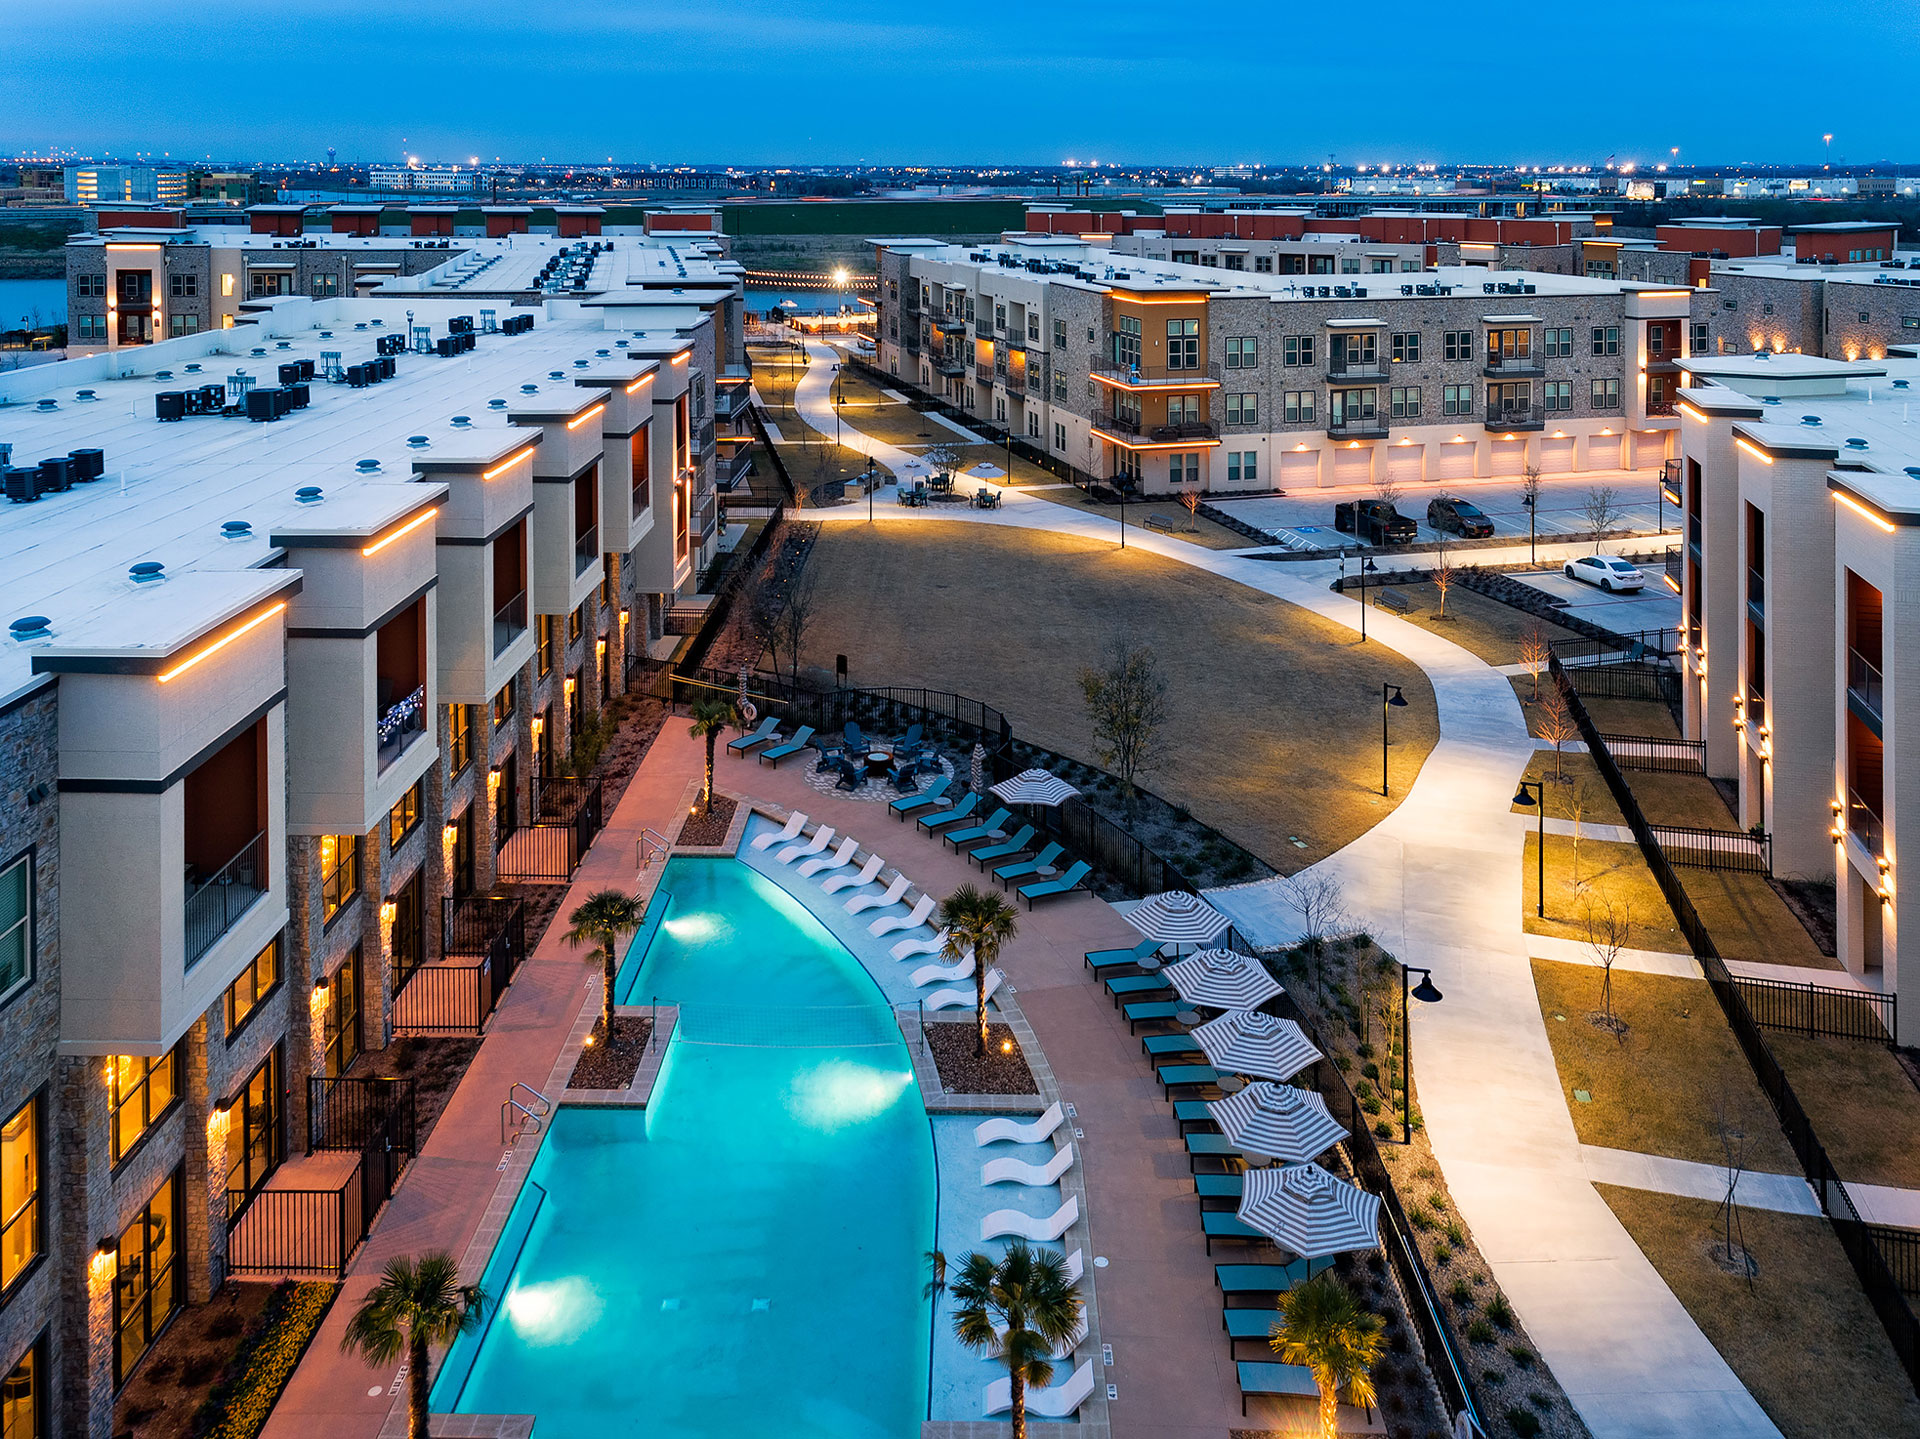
[1578,1144,1920,1230]
[802,400,1781,1437]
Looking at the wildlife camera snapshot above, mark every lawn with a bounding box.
[1387,582,1582,667]
[1769,1033,1920,1190]
[1598,1186,1920,1439]
[1027,484,1251,549]
[1581,693,1684,740]
[794,522,1438,872]
[1531,959,1795,1172]
[1522,834,1690,952]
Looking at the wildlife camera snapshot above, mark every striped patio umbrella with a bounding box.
[990,768,1080,807]
[1206,1083,1346,1164]
[1191,1010,1321,1082]
[1123,890,1230,948]
[970,743,986,795]
[1162,948,1282,1010]
[1237,1163,1380,1259]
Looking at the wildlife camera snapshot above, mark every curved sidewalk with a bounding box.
[805,406,1779,1437]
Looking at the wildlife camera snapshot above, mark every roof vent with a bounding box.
[1762,396,1780,404]
[220,520,252,539]
[450,415,472,428]
[370,318,385,328]
[129,561,165,584]
[406,435,430,449]
[319,330,333,339]
[595,348,610,357]
[573,359,589,369]
[8,616,51,642]
[1895,379,1911,390]
[185,363,202,373]
[520,383,539,394]
[75,389,97,403]
[155,369,174,381]
[1846,437,1870,449]
[1801,415,1822,425]
[356,458,382,473]
[250,347,267,357]
[487,398,508,410]
[295,485,324,503]
[275,340,291,350]
[33,398,56,412]
[548,370,565,380]
[354,322,368,331]
[1906,467,1920,480]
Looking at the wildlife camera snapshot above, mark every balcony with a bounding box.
[1687,512,1702,554]
[574,523,598,577]
[1150,419,1217,442]
[1647,397,1679,418]
[975,365,995,387]
[376,685,427,772]
[1483,354,1546,378]
[713,385,750,420]
[1484,406,1545,432]
[697,420,717,457]
[1100,411,1144,436]
[1849,649,1884,726]
[1849,787,1885,854]
[492,590,528,658]
[1745,689,1766,732]
[934,355,966,377]
[1090,360,1222,391]
[1327,355,1388,381]
[1326,417,1389,440]
[185,832,268,968]
[929,315,966,336]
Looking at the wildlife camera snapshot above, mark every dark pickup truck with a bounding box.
[1334,499,1417,545]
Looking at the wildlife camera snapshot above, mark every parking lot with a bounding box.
[1509,564,1682,635]
[1213,467,1670,549]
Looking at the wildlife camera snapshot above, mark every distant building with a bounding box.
[189,171,272,206]
[366,165,482,195]
[63,166,189,207]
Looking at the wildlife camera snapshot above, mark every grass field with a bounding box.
[1769,1033,1920,1190]
[1522,834,1690,951]
[794,522,1438,871]
[1385,582,1583,667]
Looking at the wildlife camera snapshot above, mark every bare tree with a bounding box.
[1431,532,1456,620]
[1372,469,1403,510]
[1280,871,1349,1004]
[769,568,818,691]
[1713,1095,1757,1288]
[1582,891,1631,1039]
[1535,684,1579,785]
[1519,625,1551,702]
[1179,486,1201,532]
[1078,641,1168,804]
[1565,778,1593,891]
[1583,485,1624,553]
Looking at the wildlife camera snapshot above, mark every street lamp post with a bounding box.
[1513,780,1545,917]
[1381,683,1408,795]
[865,458,876,523]
[1118,485,1127,550]
[1400,964,1443,1144]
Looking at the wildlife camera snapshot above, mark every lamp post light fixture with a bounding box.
[1380,684,1408,795]
[1400,964,1443,1144]
[1513,779,1546,917]
[865,457,876,523]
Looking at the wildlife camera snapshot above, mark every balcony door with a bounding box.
[223,1047,282,1212]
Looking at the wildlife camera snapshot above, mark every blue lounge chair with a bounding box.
[968,825,1034,870]
[889,774,950,819]
[993,842,1063,889]
[1216,1261,1323,1296]
[1186,1133,1243,1172]
[726,716,781,755]
[1124,1001,1185,1034]
[1195,1174,1243,1202]
[832,756,867,790]
[843,721,867,753]
[1105,974,1170,1007]
[1203,1213,1266,1255]
[942,807,1012,851]
[1085,939,1164,973]
[1175,1099,1221,1132]
[917,793,979,836]
[1017,859,1092,910]
[1236,1362,1319,1417]
[1143,1034,1201,1059]
[1158,1064,1222,1093]
[759,725,815,766]
[1223,1308,1281,1347]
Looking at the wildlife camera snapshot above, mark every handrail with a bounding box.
[510,1080,551,1116]
[501,1099,543,1145]
[637,828,672,870]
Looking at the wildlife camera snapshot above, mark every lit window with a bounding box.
[0,853,29,1002]
[0,1097,39,1294]
[109,1051,180,1163]
[388,781,422,850]
[320,836,359,925]
[224,938,280,1039]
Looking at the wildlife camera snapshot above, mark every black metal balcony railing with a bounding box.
[1098,411,1144,436]
[1850,787,1885,854]
[376,684,427,771]
[713,386,748,419]
[1484,406,1544,431]
[1483,354,1545,377]
[1687,513,1703,552]
[935,355,966,377]
[1327,355,1388,380]
[697,420,716,456]
[1327,416,1389,439]
[1151,419,1217,442]
[574,523,598,577]
[1849,649,1885,723]
[1744,688,1766,731]
[185,831,267,968]
[492,590,527,658]
[1665,547,1682,589]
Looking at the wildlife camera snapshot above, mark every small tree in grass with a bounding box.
[769,568,818,691]
[1582,889,1631,1039]
[1519,625,1551,702]
[1583,484,1624,552]
[340,1252,485,1439]
[1078,641,1167,805]
[1179,485,1201,531]
[1431,532,1456,619]
[1535,683,1579,785]
[566,889,645,1038]
[1281,871,1348,1005]
[1268,1272,1384,1439]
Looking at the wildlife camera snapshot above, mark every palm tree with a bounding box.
[339,1251,485,1439]
[949,1242,1082,1439]
[1268,1273,1385,1439]
[938,882,1019,1057]
[687,697,738,814]
[566,888,645,1037]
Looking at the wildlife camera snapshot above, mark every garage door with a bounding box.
[1384,443,1423,486]
[1491,439,1527,477]
[1332,446,1372,487]
[1433,442,1476,482]
[1633,430,1670,470]
[1585,434,1623,471]
[1537,436,1575,474]
[1280,449,1321,489]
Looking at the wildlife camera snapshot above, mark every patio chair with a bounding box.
[967,825,1034,870]
[871,894,936,937]
[1017,860,1092,910]
[889,774,950,819]
[927,969,1002,1011]
[845,874,910,915]
[1216,1260,1324,1296]
[797,835,858,878]
[897,722,923,753]
[984,1360,1095,1420]
[891,927,950,962]
[890,765,921,794]
[1143,1033,1202,1059]
[726,716,781,755]
[832,756,867,791]
[749,811,806,851]
[758,725,815,766]
[916,792,978,835]
[981,1143,1075,1188]
[1186,1133,1243,1172]
[821,853,883,895]
[1196,1173,1244,1202]
[775,826,833,867]
[1124,1000,1186,1034]
[910,955,974,988]
[980,1194,1078,1242]
[1158,1063,1222,1093]
[1084,938,1164,972]
[1176,1100,1223,1133]
[1104,973,1171,1007]
[1203,1212,1267,1256]
[974,1101,1065,1147]
[1235,1362,1319,1417]
[941,806,1012,852]
[992,842,1064,889]
[843,721,868,753]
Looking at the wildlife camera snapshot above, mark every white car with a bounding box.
[1564,555,1646,592]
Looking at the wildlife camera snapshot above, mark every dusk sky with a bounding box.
[4,0,1914,168]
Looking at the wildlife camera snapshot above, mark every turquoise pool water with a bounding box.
[435,858,935,1435]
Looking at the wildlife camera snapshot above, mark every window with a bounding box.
[3,1339,43,1439]
[0,853,28,1003]
[320,836,358,926]
[167,314,200,337]
[1329,388,1378,427]
[1389,386,1421,419]
[1167,452,1201,487]
[1442,384,1473,416]
[1052,318,1066,350]
[1053,422,1066,451]
[75,274,104,297]
[167,273,197,298]
[565,607,582,647]
[1590,378,1622,409]
[630,428,650,514]
[115,1171,181,1386]
[1283,335,1316,367]
[1341,258,1361,274]
[1543,381,1573,411]
[1165,394,1201,426]
[1226,451,1258,484]
[1222,254,1244,271]
[109,1051,180,1164]
[388,780,422,850]
[1165,318,1200,370]
[1225,337,1258,369]
[322,948,362,1079]
[492,677,516,728]
[1027,313,1040,343]
[1254,256,1272,273]
[1542,327,1574,358]
[993,302,1006,333]
[1,1098,39,1295]
[1026,411,1040,438]
[1225,392,1257,424]
[75,315,103,341]
[310,274,338,298]
[536,615,554,676]
[1591,325,1620,356]
[447,704,471,777]
[1488,328,1532,361]
[1443,330,1474,362]
[1647,326,1666,356]
[1332,333,1377,369]
[1390,332,1420,364]
[1283,390,1316,424]
[224,938,280,1039]
[1052,373,1067,402]
[118,271,148,302]
[1691,321,1710,355]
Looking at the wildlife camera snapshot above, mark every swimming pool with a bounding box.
[434,857,936,1436]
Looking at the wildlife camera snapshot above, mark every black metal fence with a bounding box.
[1730,974,1896,1045]
[1552,653,1920,1393]
[1649,822,1772,875]
[392,960,493,1035]
[443,894,526,963]
[1599,732,1706,774]
[497,778,604,882]
[227,1103,407,1278]
[1872,1227,1920,1297]
[1561,659,1681,707]
[307,1076,417,1155]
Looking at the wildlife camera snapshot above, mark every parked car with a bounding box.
[1427,495,1494,538]
[1333,499,1416,545]
[1564,554,1646,592]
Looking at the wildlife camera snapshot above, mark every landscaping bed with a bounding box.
[925,1020,1037,1094]
[680,794,738,847]
[343,1035,482,1148]
[1376,582,1582,668]
[568,1015,655,1090]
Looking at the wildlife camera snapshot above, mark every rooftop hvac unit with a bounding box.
[5,467,42,503]
[70,449,103,481]
[156,390,187,422]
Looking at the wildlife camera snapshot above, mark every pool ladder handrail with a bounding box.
[501,1081,552,1145]
[637,828,672,871]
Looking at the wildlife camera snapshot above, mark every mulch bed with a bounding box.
[344,1035,483,1148]
[680,794,738,847]
[114,1280,277,1439]
[927,1020,1038,1095]
[568,1015,654,1090]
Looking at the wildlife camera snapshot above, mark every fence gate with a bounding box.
[496,777,604,882]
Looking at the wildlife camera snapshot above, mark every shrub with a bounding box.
[1466,1318,1496,1344]
[1432,1243,1452,1265]
[1445,1222,1466,1247]
[1449,1279,1474,1306]
[1506,1407,1543,1438]
[1334,1053,1353,1072]
[1508,1344,1536,1369]
[200,1282,340,1439]
[1373,1119,1394,1139]
[1361,1061,1380,1081]
[1361,1095,1382,1116]
[1426,1193,1448,1214]
[1486,1293,1515,1330]
[1410,1208,1435,1232]
[1355,1079,1374,1100]
[1357,1042,1375,1061]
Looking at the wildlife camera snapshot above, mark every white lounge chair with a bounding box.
[910,956,974,988]
[798,835,857,878]
[926,970,1002,1011]
[776,826,833,866]
[980,1194,1078,1242]
[750,812,806,851]
[1063,1248,1084,1285]
[822,853,884,895]
[982,1143,1075,1188]
[984,1359,1094,1418]
[845,874,910,915]
[870,893,936,937]
[892,928,949,961]
[974,1101,1065,1148]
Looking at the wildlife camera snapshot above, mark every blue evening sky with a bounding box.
[2,0,1913,168]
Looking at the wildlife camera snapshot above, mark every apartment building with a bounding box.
[0,270,732,1436]
[873,237,1700,495]
[64,167,190,207]
[1674,349,1920,1035]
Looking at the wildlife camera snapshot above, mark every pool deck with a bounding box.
[264,724,1352,1439]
